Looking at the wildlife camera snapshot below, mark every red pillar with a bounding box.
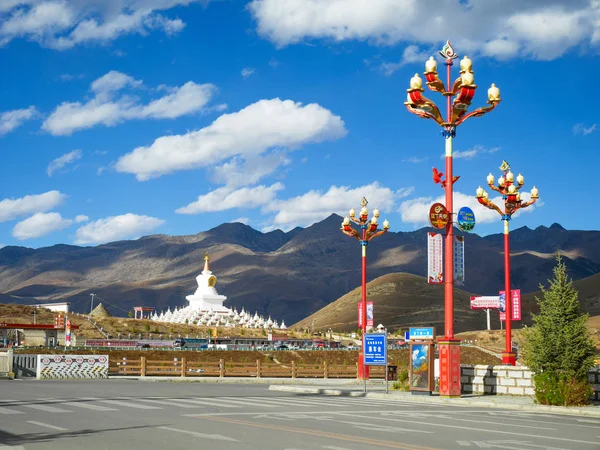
[438,58,461,398]
[358,228,369,380]
[502,220,516,365]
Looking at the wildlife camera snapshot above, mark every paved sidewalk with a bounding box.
[268,384,600,418]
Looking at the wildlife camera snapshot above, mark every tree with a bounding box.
[521,255,596,405]
[128,310,133,318]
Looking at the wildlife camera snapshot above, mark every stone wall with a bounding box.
[461,365,600,400]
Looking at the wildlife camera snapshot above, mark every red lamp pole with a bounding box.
[341,197,390,380]
[476,164,539,365]
[405,41,501,396]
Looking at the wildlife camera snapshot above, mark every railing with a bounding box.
[109,357,392,379]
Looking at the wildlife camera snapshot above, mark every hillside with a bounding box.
[294,271,600,344]
[1,215,600,324]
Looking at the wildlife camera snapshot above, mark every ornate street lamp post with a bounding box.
[404,41,501,397]
[341,197,390,380]
[476,162,539,365]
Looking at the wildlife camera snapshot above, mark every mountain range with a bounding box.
[0,214,599,325]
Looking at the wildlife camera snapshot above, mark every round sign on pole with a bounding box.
[457,206,476,232]
[429,203,449,229]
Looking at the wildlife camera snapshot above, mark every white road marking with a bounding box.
[96,400,161,410]
[26,421,68,431]
[487,440,570,450]
[457,442,472,447]
[175,398,241,408]
[134,399,199,408]
[577,419,600,424]
[207,397,279,407]
[22,404,71,413]
[157,426,238,441]
[61,402,118,411]
[323,446,354,450]
[0,407,24,414]
[336,412,600,446]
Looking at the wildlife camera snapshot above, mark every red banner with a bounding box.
[499,289,521,321]
[358,302,374,328]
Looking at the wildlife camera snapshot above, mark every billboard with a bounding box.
[470,296,501,309]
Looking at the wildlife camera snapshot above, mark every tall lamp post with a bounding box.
[404,41,501,397]
[476,162,539,365]
[341,197,390,380]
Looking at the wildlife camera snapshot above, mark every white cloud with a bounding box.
[0,191,66,223]
[441,145,500,160]
[116,98,347,181]
[74,213,165,245]
[241,67,256,78]
[42,71,217,135]
[47,149,82,176]
[265,182,410,230]
[176,183,284,214]
[248,0,600,60]
[379,45,432,76]
[58,73,85,81]
[212,153,291,188]
[75,215,89,223]
[572,123,598,135]
[12,212,72,240]
[404,156,427,163]
[0,1,206,50]
[398,191,539,226]
[0,106,37,135]
[232,217,249,225]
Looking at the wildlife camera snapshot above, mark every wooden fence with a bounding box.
[110,357,393,379]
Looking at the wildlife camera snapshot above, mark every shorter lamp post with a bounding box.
[341,197,390,380]
[475,162,539,365]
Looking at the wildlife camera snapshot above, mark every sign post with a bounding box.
[470,296,501,330]
[363,333,387,394]
[408,327,436,395]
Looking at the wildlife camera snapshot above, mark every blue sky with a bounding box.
[0,0,599,248]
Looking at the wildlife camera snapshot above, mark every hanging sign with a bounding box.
[427,232,443,284]
[499,289,522,321]
[429,203,449,229]
[65,319,72,347]
[457,207,476,232]
[454,235,465,285]
[358,302,374,327]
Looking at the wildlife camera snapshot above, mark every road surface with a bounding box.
[0,380,598,449]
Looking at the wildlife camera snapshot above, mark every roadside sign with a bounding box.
[364,334,387,366]
[429,203,449,229]
[409,327,436,340]
[470,296,501,309]
[457,207,476,232]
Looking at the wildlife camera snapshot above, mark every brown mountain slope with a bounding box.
[295,271,600,334]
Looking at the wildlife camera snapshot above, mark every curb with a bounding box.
[268,385,600,418]
[108,376,384,387]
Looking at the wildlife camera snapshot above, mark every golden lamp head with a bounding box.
[425,56,437,74]
[486,173,495,186]
[349,208,355,218]
[516,173,524,186]
[383,219,390,230]
[360,206,368,217]
[476,186,485,198]
[461,71,474,86]
[370,216,378,225]
[531,186,539,199]
[460,55,473,73]
[488,83,501,102]
[410,73,423,90]
[507,184,517,194]
[342,216,350,226]
[483,191,489,200]
[506,171,514,183]
[516,192,521,202]
[498,176,505,187]
[373,208,380,218]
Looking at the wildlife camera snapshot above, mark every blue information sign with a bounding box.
[457,206,476,232]
[363,334,387,366]
[409,327,435,340]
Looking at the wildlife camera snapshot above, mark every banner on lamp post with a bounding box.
[358,302,374,328]
[427,232,443,284]
[499,289,521,321]
[65,319,72,347]
[454,235,465,285]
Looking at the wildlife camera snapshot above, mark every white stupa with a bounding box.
[151,253,286,329]
[186,253,228,312]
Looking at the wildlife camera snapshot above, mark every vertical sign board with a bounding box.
[453,235,465,285]
[427,232,443,284]
[499,289,521,321]
[65,319,72,347]
[408,327,436,393]
[357,302,374,328]
[363,334,387,366]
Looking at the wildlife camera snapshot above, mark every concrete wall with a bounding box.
[21,330,78,347]
[461,365,600,401]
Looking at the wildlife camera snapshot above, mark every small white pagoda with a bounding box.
[151,253,286,330]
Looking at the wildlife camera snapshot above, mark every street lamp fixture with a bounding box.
[476,161,539,365]
[341,197,390,380]
[405,40,501,398]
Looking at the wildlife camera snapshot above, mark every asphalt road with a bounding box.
[0,380,598,450]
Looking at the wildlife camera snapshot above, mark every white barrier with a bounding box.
[36,354,109,379]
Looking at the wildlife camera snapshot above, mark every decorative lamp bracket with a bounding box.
[360,240,368,247]
[441,128,456,138]
[501,214,511,221]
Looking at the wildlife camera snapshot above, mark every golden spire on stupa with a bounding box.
[204,252,210,272]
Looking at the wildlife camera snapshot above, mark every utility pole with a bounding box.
[33,305,36,325]
[89,293,95,316]
[311,318,316,335]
